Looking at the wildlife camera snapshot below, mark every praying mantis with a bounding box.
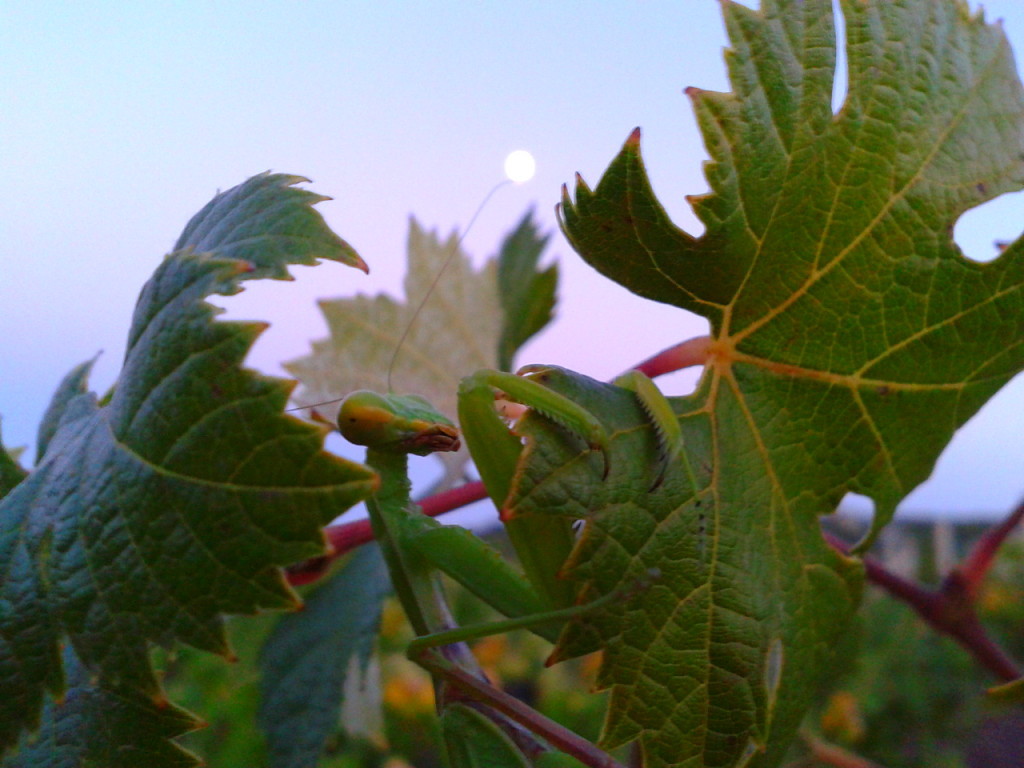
[331,365,683,768]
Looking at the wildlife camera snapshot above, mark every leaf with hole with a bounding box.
[515,1,1024,766]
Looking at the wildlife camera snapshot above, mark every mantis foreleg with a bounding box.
[458,368,611,615]
[457,366,686,609]
[612,370,691,489]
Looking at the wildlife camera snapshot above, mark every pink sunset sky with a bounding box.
[4,1,1024,519]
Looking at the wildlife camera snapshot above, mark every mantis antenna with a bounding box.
[384,177,510,392]
[287,150,537,412]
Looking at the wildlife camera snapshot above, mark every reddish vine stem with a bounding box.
[797,731,888,768]
[419,648,627,768]
[825,506,1023,682]
[958,496,1024,594]
[629,335,712,378]
[286,481,489,586]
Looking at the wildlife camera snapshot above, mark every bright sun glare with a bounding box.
[504,150,536,183]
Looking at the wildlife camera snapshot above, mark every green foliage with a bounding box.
[5,647,200,768]
[0,174,376,765]
[0,421,28,499]
[442,704,531,768]
[543,0,1024,765]
[258,546,390,768]
[800,537,1024,767]
[4,0,1024,765]
[162,615,274,768]
[33,357,94,465]
[496,211,557,372]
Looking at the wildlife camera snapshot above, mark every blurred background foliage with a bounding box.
[159,523,1024,768]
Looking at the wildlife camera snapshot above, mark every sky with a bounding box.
[4,1,1024,520]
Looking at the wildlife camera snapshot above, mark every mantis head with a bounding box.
[338,390,461,456]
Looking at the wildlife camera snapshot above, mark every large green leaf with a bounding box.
[520,1,1024,767]
[0,173,378,764]
[7,647,199,768]
[257,545,390,768]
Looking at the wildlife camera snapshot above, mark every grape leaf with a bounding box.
[7,646,199,768]
[0,173,378,763]
[35,357,95,464]
[0,421,28,500]
[497,210,558,372]
[287,218,501,424]
[287,214,554,483]
[257,545,389,768]
[511,2,1024,767]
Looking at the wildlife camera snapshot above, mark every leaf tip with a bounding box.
[626,126,642,147]
[544,648,566,667]
[572,173,593,201]
[277,172,312,186]
[987,677,1024,704]
[352,253,371,274]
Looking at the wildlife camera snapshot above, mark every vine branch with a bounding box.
[825,497,1024,682]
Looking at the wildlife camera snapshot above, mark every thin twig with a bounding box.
[798,731,888,768]
[629,335,712,378]
[420,648,627,768]
[825,527,1021,682]
[958,496,1024,594]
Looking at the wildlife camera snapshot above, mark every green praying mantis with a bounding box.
[328,364,685,768]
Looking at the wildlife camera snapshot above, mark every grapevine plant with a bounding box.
[3,1,1024,766]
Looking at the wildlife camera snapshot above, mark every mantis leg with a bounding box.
[400,513,559,643]
[458,368,611,615]
[612,370,693,490]
[406,575,651,659]
[448,369,685,631]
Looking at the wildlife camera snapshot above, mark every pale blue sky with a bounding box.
[4,2,1024,518]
